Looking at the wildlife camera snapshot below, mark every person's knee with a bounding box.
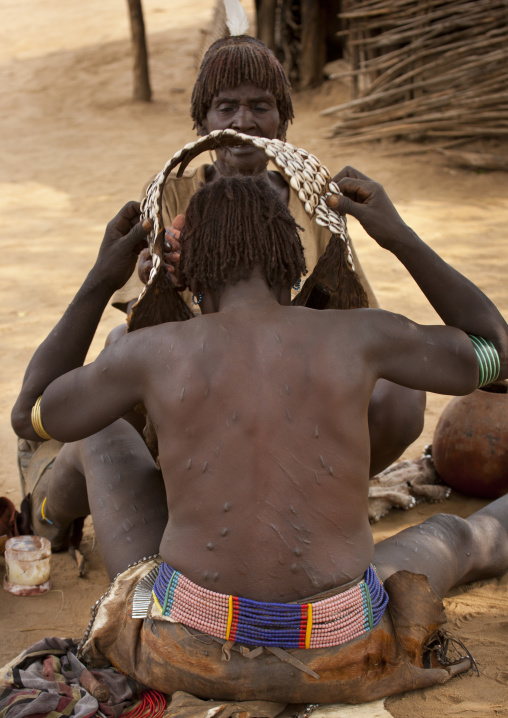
[79,420,149,466]
[422,512,472,547]
[398,389,426,445]
[368,383,426,475]
[370,383,426,448]
[413,512,474,586]
[430,509,508,587]
[467,508,508,568]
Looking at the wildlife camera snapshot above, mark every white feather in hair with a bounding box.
[223,0,249,36]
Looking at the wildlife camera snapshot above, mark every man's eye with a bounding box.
[217,105,235,113]
[254,105,269,113]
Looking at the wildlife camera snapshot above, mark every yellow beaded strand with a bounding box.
[40,497,53,525]
[226,595,234,640]
[305,603,313,649]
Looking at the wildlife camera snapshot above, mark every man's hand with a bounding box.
[137,247,153,285]
[92,201,152,292]
[136,214,186,286]
[329,167,408,249]
[165,214,185,285]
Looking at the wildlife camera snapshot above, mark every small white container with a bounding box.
[3,535,51,596]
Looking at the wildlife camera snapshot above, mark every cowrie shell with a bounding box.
[292,155,305,170]
[298,188,308,203]
[290,175,301,191]
[315,217,329,227]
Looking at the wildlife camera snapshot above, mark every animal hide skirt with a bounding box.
[78,557,473,704]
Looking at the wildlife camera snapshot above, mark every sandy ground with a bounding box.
[1,1,508,715]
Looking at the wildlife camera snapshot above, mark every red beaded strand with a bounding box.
[120,690,167,718]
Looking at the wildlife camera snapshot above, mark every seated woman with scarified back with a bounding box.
[11,172,508,705]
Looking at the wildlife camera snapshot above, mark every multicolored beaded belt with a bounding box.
[148,562,388,649]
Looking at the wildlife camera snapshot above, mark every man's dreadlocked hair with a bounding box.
[191,35,294,140]
[179,176,307,292]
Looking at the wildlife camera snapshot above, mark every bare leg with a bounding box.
[41,420,167,580]
[43,444,90,525]
[374,495,508,598]
[368,379,426,477]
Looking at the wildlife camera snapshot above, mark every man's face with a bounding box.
[200,84,281,175]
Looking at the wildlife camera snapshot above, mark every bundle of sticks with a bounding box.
[323,0,508,145]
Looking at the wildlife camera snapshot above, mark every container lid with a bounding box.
[5,535,51,560]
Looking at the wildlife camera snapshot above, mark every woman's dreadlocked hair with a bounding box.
[179,175,307,292]
[191,35,294,140]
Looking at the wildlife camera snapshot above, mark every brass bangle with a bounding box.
[31,395,53,441]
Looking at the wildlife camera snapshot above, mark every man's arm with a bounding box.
[11,202,151,440]
[332,168,508,379]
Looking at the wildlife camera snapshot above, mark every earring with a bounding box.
[292,278,301,291]
[192,293,203,306]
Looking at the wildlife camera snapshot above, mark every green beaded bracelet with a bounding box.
[468,334,501,388]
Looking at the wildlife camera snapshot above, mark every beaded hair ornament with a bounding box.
[128,130,367,330]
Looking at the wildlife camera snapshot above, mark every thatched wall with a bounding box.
[323,0,508,144]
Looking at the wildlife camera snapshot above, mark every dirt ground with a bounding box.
[1,1,508,715]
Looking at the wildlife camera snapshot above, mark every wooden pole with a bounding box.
[126,0,152,102]
[255,0,278,50]
[299,0,326,89]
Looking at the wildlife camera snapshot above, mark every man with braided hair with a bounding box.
[12,172,508,705]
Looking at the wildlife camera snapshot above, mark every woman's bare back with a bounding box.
[145,306,376,602]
